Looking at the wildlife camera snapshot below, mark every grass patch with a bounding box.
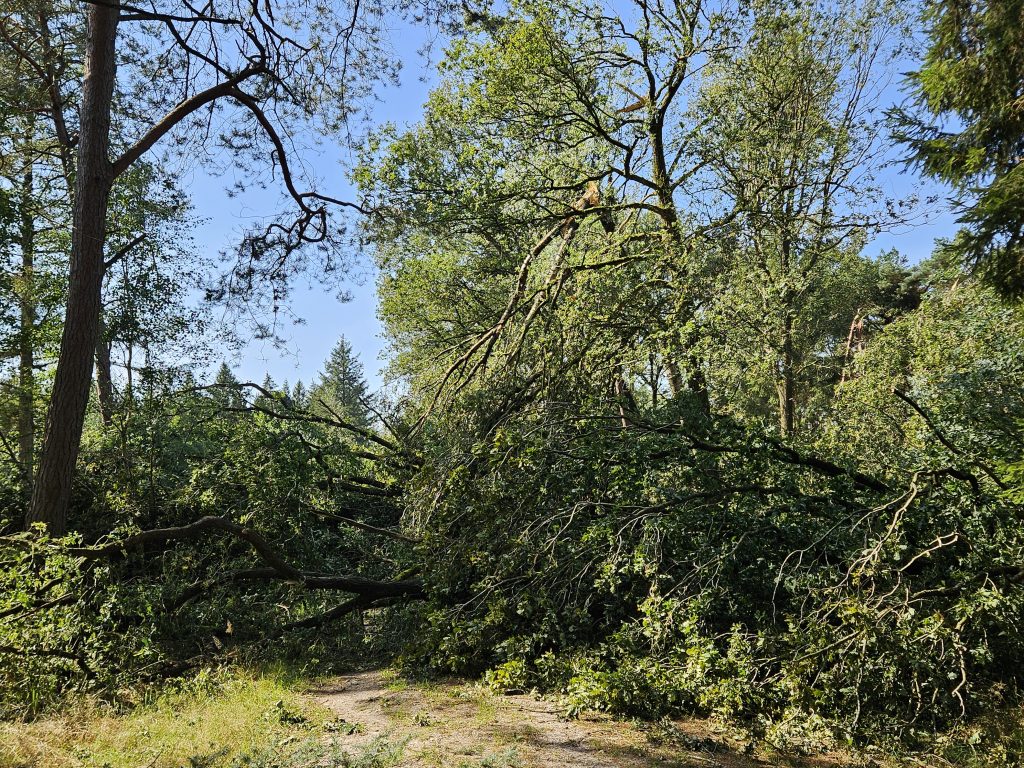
[379,670,409,693]
[457,747,522,768]
[0,665,331,768]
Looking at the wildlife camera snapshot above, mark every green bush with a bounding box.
[483,659,528,693]
[0,528,161,718]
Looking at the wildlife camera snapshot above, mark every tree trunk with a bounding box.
[665,360,685,398]
[17,141,36,494]
[95,314,115,427]
[612,367,636,428]
[648,78,709,414]
[686,348,710,412]
[27,3,120,535]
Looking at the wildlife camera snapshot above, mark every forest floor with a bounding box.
[310,670,891,768]
[0,667,936,768]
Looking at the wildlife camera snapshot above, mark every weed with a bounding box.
[457,747,522,768]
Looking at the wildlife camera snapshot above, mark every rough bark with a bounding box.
[665,360,685,399]
[27,3,120,534]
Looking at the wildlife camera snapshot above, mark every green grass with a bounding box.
[8,663,1016,768]
[457,747,522,768]
[0,665,331,768]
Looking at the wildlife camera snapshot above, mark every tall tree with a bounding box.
[210,362,243,410]
[0,104,70,498]
[695,1,902,437]
[25,1,120,533]
[314,336,371,428]
[0,0,400,533]
[892,0,1024,299]
[359,0,744,421]
[96,161,205,425]
[15,124,37,485]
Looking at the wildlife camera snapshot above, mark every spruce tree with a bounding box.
[313,336,371,427]
[212,362,242,409]
[892,0,1024,299]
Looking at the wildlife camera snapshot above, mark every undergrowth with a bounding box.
[0,665,399,768]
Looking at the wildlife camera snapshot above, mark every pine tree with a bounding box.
[892,0,1024,299]
[214,362,237,387]
[313,336,371,427]
[292,380,308,408]
[212,362,242,409]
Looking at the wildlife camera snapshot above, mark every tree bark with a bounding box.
[27,3,120,534]
[17,139,35,493]
[612,367,636,428]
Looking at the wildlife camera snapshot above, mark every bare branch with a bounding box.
[103,232,146,271]
[112,66,263,178]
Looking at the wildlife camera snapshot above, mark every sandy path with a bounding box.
[309,670,869,768]
[311,670,653,766]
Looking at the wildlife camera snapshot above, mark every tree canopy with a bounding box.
[0,0,1023,761]
[893,0,1024,298]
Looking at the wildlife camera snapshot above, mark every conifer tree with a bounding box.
[211,362,242,410]
[313,336,371,428]
[893,0,1024,298]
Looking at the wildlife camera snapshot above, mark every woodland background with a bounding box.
[2,0,1024,764]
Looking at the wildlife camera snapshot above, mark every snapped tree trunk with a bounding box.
[17,141,35,494]
[27,3,120,535]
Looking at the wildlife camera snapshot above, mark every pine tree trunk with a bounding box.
[27,4,120,534]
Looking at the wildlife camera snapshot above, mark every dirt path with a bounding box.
[310,670,876,768]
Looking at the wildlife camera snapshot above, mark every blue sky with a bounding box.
[182,18,444,392]
[183,13,961,395]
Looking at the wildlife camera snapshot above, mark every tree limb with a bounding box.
[112,66,264,178]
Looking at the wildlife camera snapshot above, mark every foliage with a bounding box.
[0,527,160,718]
[483,659,528,694]
[312,336,374,429]
[2,0,1024,760]
[387,267,1024,738]
[354,0,1024,748]
[892,0,1024,298]
[0,370,416,715]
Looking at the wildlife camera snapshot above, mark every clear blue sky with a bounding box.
[181,14,959,395]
